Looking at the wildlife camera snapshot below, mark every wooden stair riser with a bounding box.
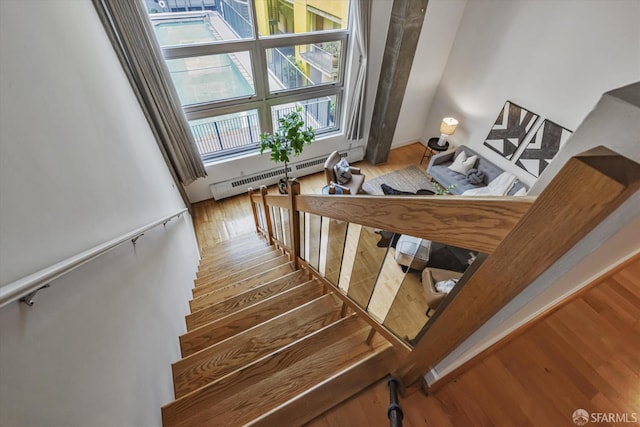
[186,270,310,330]
[189,263,294,312]
[192,255,290,294]
[197,248,281,279]
[180,281,324,357]
[173,294,343,397]
[163,315,374,427]
[247,341,397,427]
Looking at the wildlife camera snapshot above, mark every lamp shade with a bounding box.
[439,117,458,135]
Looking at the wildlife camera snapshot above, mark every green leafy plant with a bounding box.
[259,107,315,183]
[433,182,457,195]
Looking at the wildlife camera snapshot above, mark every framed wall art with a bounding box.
[483,101,539,160]
[513,119,573,177]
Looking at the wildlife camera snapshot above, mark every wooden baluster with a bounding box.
[248,187,260,235]
[260,186,274,246]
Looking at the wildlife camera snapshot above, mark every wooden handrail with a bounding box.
[295,194,534,254]
[393,146,640,389]
[265,194,289,208]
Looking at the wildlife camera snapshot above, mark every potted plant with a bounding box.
[260,107,315,193]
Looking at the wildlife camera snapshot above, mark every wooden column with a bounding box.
[287,180,301,269]
[260,186,274,245]
[395,146,640,389]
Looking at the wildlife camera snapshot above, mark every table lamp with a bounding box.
[437,117,458,147]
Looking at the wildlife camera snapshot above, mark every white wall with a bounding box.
[423,0,640,188]
[392,0,467,147]
[0,1,199,425]
[428,85,640,383]
[0,218,196,427]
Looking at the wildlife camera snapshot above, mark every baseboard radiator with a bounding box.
[209,147,365,200]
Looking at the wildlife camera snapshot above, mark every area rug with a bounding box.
[362,166,437,195]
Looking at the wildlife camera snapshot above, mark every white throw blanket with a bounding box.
[435,279,458,294]
[462,171,517,196]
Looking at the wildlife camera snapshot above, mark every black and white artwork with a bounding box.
[514,119,573,177]
[483,101,539,160]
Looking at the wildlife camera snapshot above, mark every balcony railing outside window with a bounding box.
[191,96,335,159]
[300,43,339,77]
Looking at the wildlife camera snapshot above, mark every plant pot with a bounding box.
[278,178,288,194]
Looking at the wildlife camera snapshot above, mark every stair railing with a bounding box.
[0,208,188,308]
[248,146,639,390]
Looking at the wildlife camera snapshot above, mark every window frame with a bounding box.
[149,0,351,162]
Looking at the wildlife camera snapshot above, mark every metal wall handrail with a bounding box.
[0,208,188,308]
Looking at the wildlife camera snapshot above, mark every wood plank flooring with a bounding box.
[308,256,640,426]
[191,143,639,425]
[192,143,432,340]
[192,143,429,250]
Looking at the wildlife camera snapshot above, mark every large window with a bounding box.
[144,0,350,161]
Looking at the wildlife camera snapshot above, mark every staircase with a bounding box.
[162,233,399,427]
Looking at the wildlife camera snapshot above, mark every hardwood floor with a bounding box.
[308,255,640,427]
[192,142,428,250]
[192,143,432,340]
[191,144,639,425]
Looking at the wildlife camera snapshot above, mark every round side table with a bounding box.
[421,137,450,165]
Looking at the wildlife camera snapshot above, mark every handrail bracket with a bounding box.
[19,284,51,306]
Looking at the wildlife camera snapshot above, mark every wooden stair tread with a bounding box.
[248,340,397,427]
[195,249,283,283]
[200,233,266,252]
[197,246,280,277]
[198,243,275,268]
[186,269,309,330]
[198,245,271,273]
[180,280,324,357]
[163,315,376,427]
[173,293,343,397]
[193,255,290,294]
[201,232,264,245]
[189,263,295,312]
[198,237,269,263]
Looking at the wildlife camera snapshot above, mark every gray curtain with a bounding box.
[346,0,371,141]
[92,0,207,187]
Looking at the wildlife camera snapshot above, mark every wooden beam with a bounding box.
[394,146,640,388]
[296,195,534,254]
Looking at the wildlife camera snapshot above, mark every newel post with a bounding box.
[287,180,301,269]
[395,146,640,391]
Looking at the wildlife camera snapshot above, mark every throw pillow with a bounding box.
[448,151,478,175]
[435,278,458,294]
[513,187,527,196]
[465,168,486,185]
[333,158,352,184]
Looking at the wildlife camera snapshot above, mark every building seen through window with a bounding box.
[144,0,350,161]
